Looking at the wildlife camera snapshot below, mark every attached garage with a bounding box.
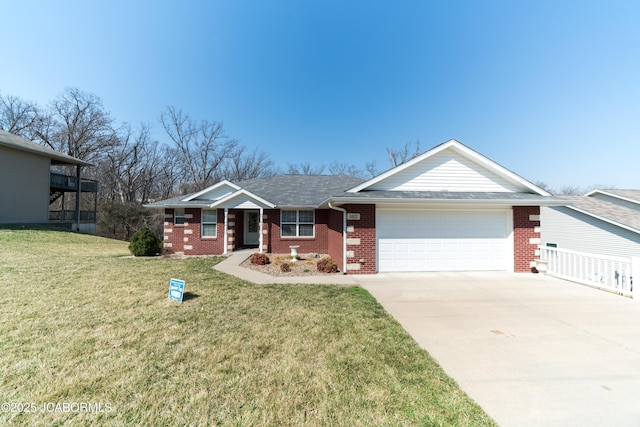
[377,209,513,272]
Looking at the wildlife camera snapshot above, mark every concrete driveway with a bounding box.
[357,272,640,427]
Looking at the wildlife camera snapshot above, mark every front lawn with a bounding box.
[0,227,495,426]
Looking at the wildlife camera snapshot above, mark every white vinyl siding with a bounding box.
[377,209,511,272]
[281,210,314,237]
[369,150,522,192]
[541,206,640,258]
[201,209,217,237]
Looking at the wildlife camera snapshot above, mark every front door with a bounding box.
[244,210,260,246]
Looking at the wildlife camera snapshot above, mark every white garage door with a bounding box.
[377,210,511,272]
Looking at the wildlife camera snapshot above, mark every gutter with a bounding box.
[323,197,573,207]
[328,202,348,275]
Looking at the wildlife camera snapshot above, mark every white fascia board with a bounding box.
[325,196,571,207]
[208,189,276,209]
[182,180,241,202]
[585,189,640,206]
[347,139,550,196]
[566,205,640,235]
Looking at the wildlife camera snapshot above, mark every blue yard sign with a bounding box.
[168,278,185,302]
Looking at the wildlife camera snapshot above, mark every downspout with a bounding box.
[223,208,229,255]
[328,202,347,275]
[259,207,264,254]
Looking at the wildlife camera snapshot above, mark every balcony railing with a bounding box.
[49,210,97,223]
[50,172,98,192]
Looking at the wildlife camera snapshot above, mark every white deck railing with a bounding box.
[540,247,634,297]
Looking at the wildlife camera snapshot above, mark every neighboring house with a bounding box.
[146,139,565,274]
[0,130,98,234]
[541,189,640,259]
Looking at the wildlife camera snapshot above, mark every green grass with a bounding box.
[0,227,495,426]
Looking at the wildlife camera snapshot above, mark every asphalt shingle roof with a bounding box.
[145,175,568,208]
[596,189,640,201]
[563,194,640,233]
[0,129,90,166]
[236,174,365,207]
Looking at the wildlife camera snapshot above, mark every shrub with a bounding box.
[280,262,291,273]
[250,253,270,265]
[317,257,338,273]
[128,227,162,256]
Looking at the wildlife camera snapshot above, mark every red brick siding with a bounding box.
[264,209,330,254]
[163,208,225,255]
[344,204,376,274]
[327,209,344,272]
[513,206,540,272]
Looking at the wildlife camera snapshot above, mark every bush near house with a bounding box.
[249,253,270,265]
[128,227,161,256]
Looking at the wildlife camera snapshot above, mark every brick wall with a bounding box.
[513,206,541,272]
[264,209,330,254]
[163,208,225,255]
[343,204,376,274]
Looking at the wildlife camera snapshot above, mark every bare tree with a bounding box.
[222,146,277,182]
[286,162,326,175]
[364,160,378,178]
[387,139,421,167]
[37,88,119,163]
[101,124,164,204]
[328,161,367,178]
[534,181,555,194]
[0,93,41,138]
[160,106,238,191]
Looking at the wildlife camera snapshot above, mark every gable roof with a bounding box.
[144,174,365,209]
[183,180,240,201]
[145,140,568,209]
[562,194,640,235]
[0,129,91,166]
[585,189,640,206]
[348,139,550,195]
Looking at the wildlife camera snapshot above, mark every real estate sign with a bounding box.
[168,278,185,302]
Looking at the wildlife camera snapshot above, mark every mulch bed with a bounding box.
[240,253,340,277]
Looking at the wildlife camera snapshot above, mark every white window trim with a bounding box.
[280,209,315,238]
[201,209,217,238]
[174,208,185,226]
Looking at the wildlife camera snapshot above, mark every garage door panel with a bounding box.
[377,210,509,272]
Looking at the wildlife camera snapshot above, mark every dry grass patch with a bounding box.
[0,227,495,426]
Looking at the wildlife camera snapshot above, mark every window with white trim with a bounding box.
[201,209,217,237]
[174,208,185,225]
[281,210,314,237]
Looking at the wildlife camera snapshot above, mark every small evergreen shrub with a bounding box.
[250,253,270,265]
[129,227,161,256]
[280,262,291,273]
[317,257,338,273]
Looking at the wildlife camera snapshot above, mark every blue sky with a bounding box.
[2,0,639,190]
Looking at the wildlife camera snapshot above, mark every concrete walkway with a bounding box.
[213,249,361,285]
[359,272,640,427]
